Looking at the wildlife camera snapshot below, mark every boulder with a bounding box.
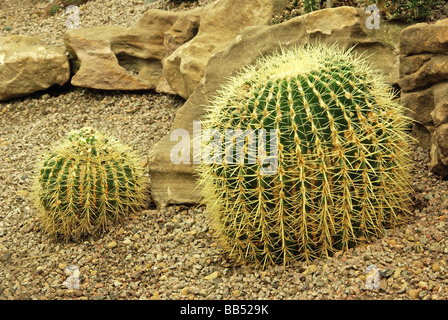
[430,82,448,176]
[64,9,202,91]
[162,0,291,100]
[429,143,448,177]
[148,6,409,208]
[64,31,153,90]
[156,13,201,95]
[401,88,435,127]
[398,55,448,92]
[399,18,448,177]
[0,35,70,101]
[434,123,448,166]
[399,54,433,77]
[412,122,433,151]
[431,82,448,126]
[401,81,448,151]
[164,13,201,58]
[399,22,448,56]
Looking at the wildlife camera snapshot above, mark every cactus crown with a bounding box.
[196,43,414,267]
[32,127,148,241]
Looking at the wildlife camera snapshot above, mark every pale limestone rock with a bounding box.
[156,11,202,95]
[65,32,153,90]
[399,18,448,177]
[431,82,448,126]
[64,9,189,91]
[399,22,448,56]
[401,88,435,127]
[0,35,70,101]
[398,55,448,92]
[162,0,290,100]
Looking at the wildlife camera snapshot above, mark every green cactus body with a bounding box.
[32,128,147,241]
[196,43,414,267]
[303,0,320,13]
[46,4,62,16]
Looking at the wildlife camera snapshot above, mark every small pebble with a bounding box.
[409,289,421,300]
[107,241,117,249]
[92,293,105,300]
[419,237,429,245]
[181,287,189,295]
[430,243,441,252]
[432,263,440,273]
[74,290,83,297]
[204,271,221,281]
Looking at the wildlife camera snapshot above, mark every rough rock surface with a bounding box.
[149,6,408,208]
[162,0,291,100]
[156,11,202,94]
[399,21,448,56]
[64,9,198,91]
[399,19,448,177]
[0,35,70,101]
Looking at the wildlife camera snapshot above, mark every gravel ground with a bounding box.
[0,0,215,46]
[1,0,448,301]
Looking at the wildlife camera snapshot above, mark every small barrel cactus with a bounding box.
[196,43,414,267]
[32,127,148,241]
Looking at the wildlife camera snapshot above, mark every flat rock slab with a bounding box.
[0,35,70,101]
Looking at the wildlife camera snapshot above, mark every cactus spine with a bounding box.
[196,43,414,267]
[32,127,147,241]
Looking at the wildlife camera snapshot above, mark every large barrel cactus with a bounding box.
[32,127,147,241]
[196,43,414,267]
